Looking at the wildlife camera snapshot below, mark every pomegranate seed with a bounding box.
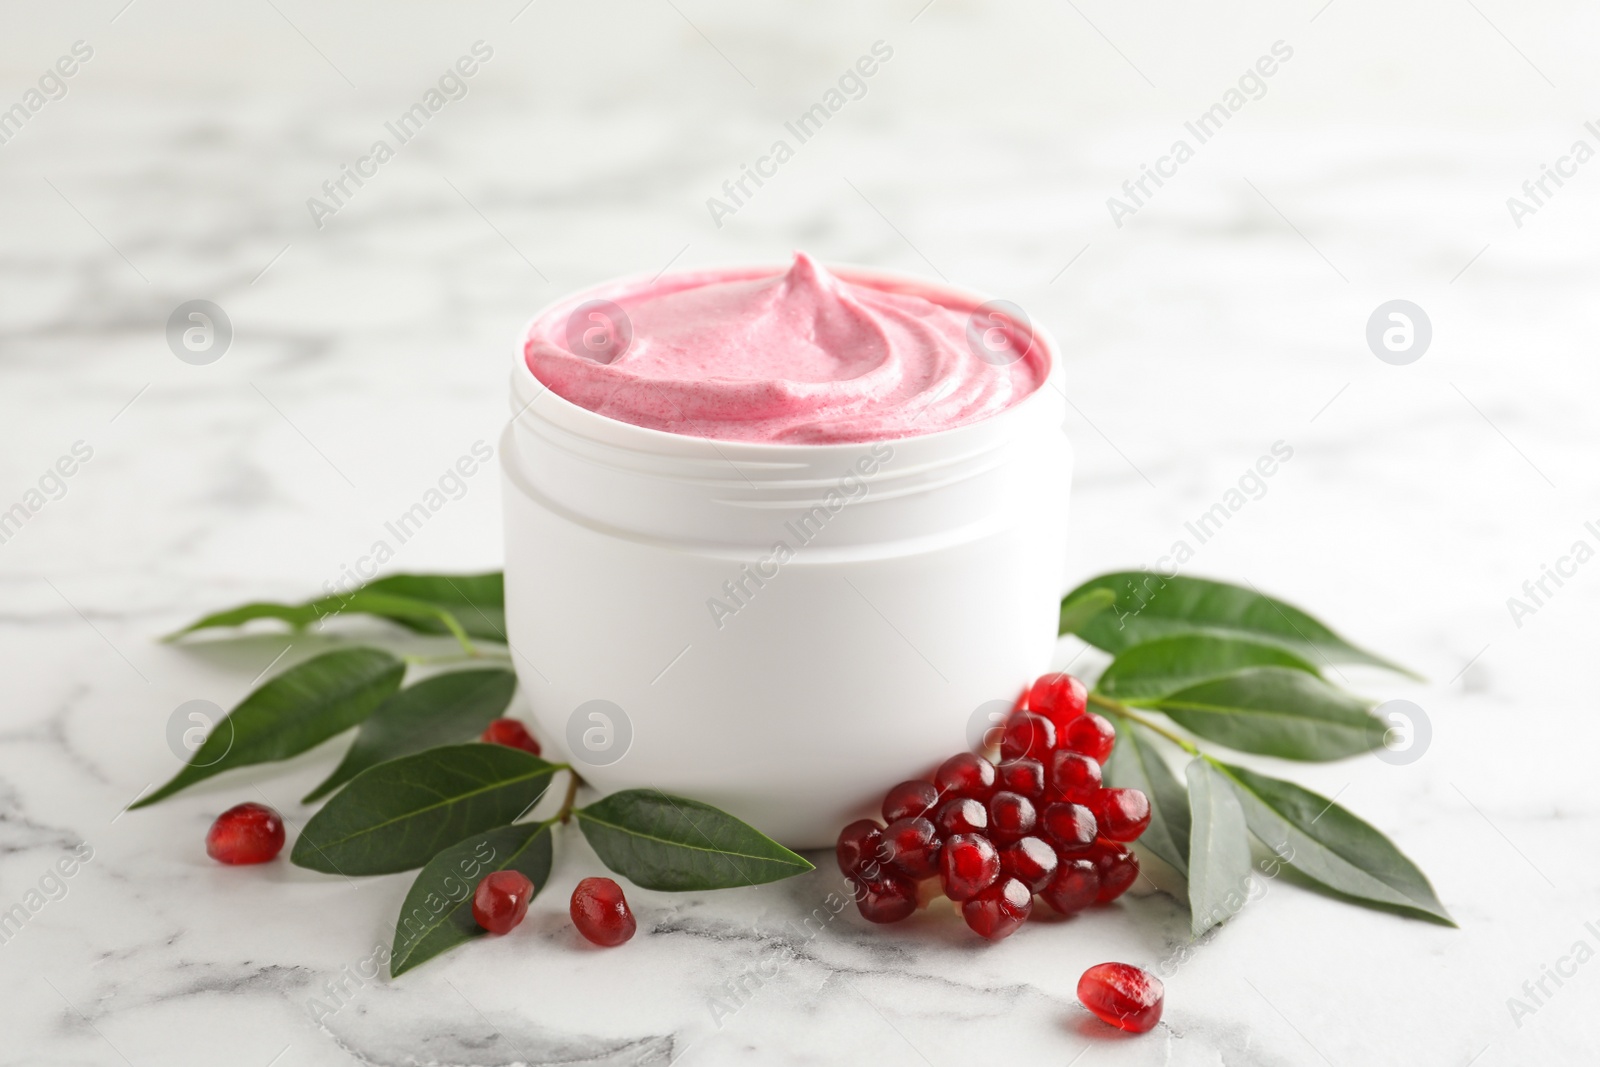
[996,758,1045,800]
[1000,711,1055,762]
[1040,856,1100,914]
[935,752,996,800]
[1061,713,1116,764]
[481,718,541,755]
[882,779,940,822]
[1028,672,1088,735]
[1040,802,1098,852]
[987,790,1037,844]
[1087,841,1140,902]
[852,873,918,923]
[881,817,942,879]
[1048,750,1103,802]
[471,870,533,934]
[1078,962,1164,1033]
[934,797,988,837]
[570,876,637,946]
[836,819,885,877]
[206,802,285,865]
[961,877,1032,940]
[999,835,1058,892]
[1093,788,1152,842]
[940,833,1000,901]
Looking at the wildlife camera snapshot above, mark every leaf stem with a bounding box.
[403,650,513,667]
[539,769,585,828]
[1088,691,1201,756]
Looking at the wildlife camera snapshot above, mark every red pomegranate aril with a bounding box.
[481,718,541,755]
[935,752,996,800]
[1078,962,1164,1034]
[1087,841,1140,903]
[961,877,1033,940]
[853,872,919,923]
[206,802,285,865]
[1000,711,1056,762]
[987,790,1037,844]
[472,870,533,934]
[571,876,637,946]
[999,835,1058,892]
[934,797,988,837]
[940,833,1000,901]
[882,779,940,823]
[1028,672,1088,735]
[836,819,885,878]
[996,757,1046,800]
[1061,713,1116,764]
[1093,788,1152,842]
[1040,856,1100,914]
[1041,801,1098,852]
[881,817,942,879]
[1048,750,1103,803]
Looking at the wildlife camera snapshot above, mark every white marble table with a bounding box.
[4,1,1599,1063]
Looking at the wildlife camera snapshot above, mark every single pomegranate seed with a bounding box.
[996,758,1045,800]
[1040,856,1100,914]
[1028,672,1088,735]
[940,833,1000,901]
[881,817,942,879]
[481,718,541,755]
[882,779,940,822]
[1040,802,1098,852]
[570,876,637,946]
[836,819,885,877]
[205,802,285,865]
[1092,788,1152,842]
[1061,713,1116,764]
[961,877,1033,940]
[1087,841,1140,902]
[1048,750,1103,802]
[934,797,988,837]
[472,870,533,934]
[1000,711,1056,762]
[1078,962,1164,1033]
[936,752,996,800]
[852,873,919,923]
[999,835,1058,892]
[987,791,1037,844]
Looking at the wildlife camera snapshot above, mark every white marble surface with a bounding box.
[4,1,1600,1063]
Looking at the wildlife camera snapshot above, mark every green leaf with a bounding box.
[1143,667,1385,761]
[291,744,559,876]
[390,822,553,977]
[1103,716,1191,876]
[575,789,813,891]
[1214,760,1453,924]
[1058,587,1115,636]
[164,571,506,646]
[1096,633,1318,702]
[132,647,404,808]
[1061,572,1416,677]
[302,668,518,803]
[361,573,506,642]
[1185,759,1252,937]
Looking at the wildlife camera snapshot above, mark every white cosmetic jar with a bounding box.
[500,266,1071,848]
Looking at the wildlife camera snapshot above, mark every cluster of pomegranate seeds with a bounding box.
[481,718,542,755]
[1077,962,1164,1033]
[836,671,1149,941]
[206,802,285,865]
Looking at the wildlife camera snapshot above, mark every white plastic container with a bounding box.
[501,265,1071,847]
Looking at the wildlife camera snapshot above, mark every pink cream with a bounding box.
[523,253,1048,444]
